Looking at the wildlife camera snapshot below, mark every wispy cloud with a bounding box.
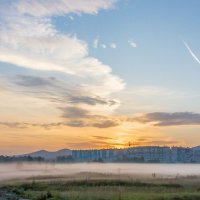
[183,40,200,65]
[69,16,74,21]
[1,74,120,119]
[128,40,137,48]
[110,43,117,49]
[101,44,107,49]
[93,38,99,48]
[133,112,200,126]
[92,136,113,140]
[94,41,117,49]
[130,86,175,96]
[2,111,200,129]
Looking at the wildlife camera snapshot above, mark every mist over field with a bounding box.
[1,163,200,182]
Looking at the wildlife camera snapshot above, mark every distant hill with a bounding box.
[17,149,72,160]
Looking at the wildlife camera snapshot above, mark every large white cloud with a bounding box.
[0,0,125,123]
[0,0,124,96]
[16,0,116,17]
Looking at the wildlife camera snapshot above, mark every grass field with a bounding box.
[1,174,200,200]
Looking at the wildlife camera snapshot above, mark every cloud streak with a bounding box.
[1,112,200,129]
[134,112,200,126]
[2,74,120,117]
[183,40,200,65]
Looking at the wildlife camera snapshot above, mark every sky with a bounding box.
[1,0,200,155]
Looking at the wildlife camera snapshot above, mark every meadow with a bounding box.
[1,176,200,200]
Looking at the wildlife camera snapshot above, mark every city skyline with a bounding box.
[2,145,200,164]
[1,0,200,155]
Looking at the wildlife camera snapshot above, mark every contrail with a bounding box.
[183,41,200,65]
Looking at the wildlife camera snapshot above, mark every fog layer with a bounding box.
[0,163,200,182]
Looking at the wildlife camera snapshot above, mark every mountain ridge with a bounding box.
[17,149,72,160]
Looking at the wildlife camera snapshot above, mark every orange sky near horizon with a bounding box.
[1,122,199,155]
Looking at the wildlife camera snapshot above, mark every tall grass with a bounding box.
[1,178,200,200]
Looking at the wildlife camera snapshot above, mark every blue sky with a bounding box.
[3,0,200,96]
[1,0,200,154]
[51,0,200,113]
